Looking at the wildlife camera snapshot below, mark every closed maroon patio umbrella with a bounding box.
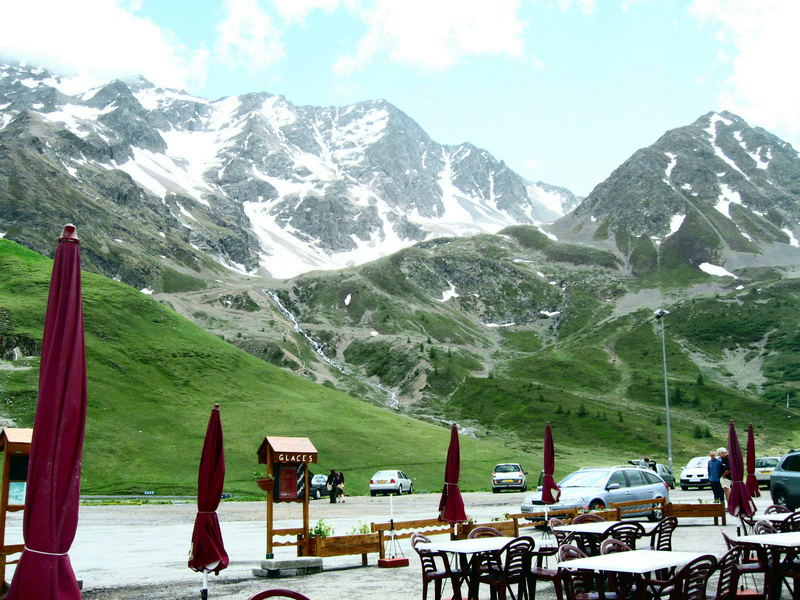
[438,423,467,524]
[745,424,761,498]
[7,225,87,600]
[189,404,229,599]
[726,420,755,517]
[542,423,560,504]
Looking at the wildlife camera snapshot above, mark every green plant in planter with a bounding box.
[252,471,274,480]
[348,522,370,535]
[310,519,333,538]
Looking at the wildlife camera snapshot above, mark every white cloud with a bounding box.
[270,0,341,23]
[0,0,207,89]
[553,0,596,14]
[333,0,527,75]
[690,0,800,135]
[216,0,286,70]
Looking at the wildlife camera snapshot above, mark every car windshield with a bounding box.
[685,457,709,469]
[495,464,521,473]
[558,470,608,488]
[755,458,778,468]
[373,471,395,478]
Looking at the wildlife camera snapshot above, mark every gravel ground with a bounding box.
[3,489,771,599]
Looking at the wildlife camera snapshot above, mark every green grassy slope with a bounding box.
[0,239,537,496]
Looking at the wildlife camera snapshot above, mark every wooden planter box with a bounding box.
[300,533,381,566]
[256,478,275,492]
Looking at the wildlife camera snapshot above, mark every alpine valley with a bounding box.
[1,62,799,494]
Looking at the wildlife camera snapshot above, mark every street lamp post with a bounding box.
[654,309,673,471]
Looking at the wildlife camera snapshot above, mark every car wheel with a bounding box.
[396,486,403,495]
[680,486,688,491]
[521,484,527,492]
[669,482,675,490]
[772,488,789,508]
[492,487,499,493]
[370,491,376,497]
[588,500,605,511]
[408,485,413,494]
[648,501,664,522]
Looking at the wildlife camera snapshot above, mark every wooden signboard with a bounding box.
[256,436,318,558]
[0,428,32,593]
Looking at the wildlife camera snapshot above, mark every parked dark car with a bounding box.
[770,450,800,510]
[627,460,675,490]
[309,473,330,500]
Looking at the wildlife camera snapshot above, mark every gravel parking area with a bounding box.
[3,489,768,599]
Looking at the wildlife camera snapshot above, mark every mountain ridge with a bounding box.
[0,62,579,285]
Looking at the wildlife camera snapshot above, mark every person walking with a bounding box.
[708,450,724,503]
[326,469,338,504]
[718,447,731,501]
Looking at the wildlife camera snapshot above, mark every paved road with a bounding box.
[3,488,771,599]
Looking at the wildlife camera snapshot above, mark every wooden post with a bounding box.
[265,445,273,559]
[302,465,309,543]
[0,444,10,592]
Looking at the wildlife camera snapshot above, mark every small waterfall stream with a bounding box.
[268,290,399,408]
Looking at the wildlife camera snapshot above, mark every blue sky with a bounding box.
[2,0,798,196]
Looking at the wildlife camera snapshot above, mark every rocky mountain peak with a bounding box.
[0,61,578,288]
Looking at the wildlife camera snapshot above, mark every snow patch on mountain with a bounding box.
[783,228,799,247]
[438,281,460,302]
[699,263,738,278]
[714,184,742,218]
[668,214,685,237]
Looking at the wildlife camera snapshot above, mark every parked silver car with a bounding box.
[520,465,670,521]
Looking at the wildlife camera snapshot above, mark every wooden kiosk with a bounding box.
[0,428,31,593]
[256,436,317,559]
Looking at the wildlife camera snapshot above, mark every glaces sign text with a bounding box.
[276,453,316,464]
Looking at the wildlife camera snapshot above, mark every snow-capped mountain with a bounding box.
[552,111,800,275]
[0,63,579,283]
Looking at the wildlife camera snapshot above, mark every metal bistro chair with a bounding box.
[721,530,766,593]
[752,520,778,535]
[641,517,678,551]
[557,544,612,600]
[475,536,533,600]
[643,554,718,600]
[411,532,464,600]
[466,525,504,580]
[247,590,312,600]
[709,546,766,600]
[764,504,791,514]
[775,511,800,533]
[738,514,757,537]
[601,522,644,550]
[599,538,635,599]
[572,513,607,524]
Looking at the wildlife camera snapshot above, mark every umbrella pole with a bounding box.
[201,570,208,600]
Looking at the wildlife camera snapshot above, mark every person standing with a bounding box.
[336,470,346,503]
[707,450,724,503]
[326,469,338,504]
[718,447,731,501]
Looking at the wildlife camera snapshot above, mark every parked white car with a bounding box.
[755,457,780,489]
[680,456,711,490]
[492,463,528,493]
[369,469,413,496]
